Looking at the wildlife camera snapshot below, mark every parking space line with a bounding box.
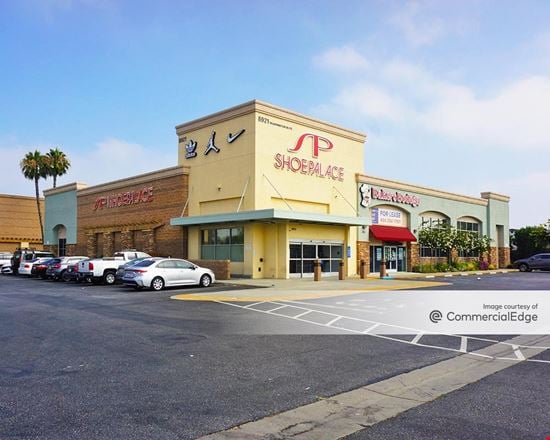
[460,336,468,353]
[242,301,265,309]
[266,304,288,313]
[326,316,342,326]
[512,344,526,361]
[363,323,380,334]
[215,300,550,365]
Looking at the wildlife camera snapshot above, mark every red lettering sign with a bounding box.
[274,153,344,181]
[93,186,154,211]
[370,187,420,207]
[288,133,333,158]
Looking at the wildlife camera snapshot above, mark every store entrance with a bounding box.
[370,245,407,273]
[289,241,344,278]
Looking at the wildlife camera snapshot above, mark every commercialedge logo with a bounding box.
[429,310,443,323]
[429,310,539,324]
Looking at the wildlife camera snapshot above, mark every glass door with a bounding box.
[289,241,344,278]
[384,246,398,272]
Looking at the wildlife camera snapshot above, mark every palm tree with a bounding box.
[46,147,71,188]
[20,151,49,244]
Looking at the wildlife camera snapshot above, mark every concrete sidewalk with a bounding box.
[171,277,449,302]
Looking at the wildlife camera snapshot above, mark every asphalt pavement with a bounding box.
[1,272,549,439]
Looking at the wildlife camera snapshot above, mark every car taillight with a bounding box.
[53,263,61,269]
[24,264,31,268]
[88,262,94,270]
[133,269,148,273]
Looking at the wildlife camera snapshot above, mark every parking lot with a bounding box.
[1,272,549,439]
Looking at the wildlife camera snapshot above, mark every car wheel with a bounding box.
[103,272,116,285]
[199,274,212,288]
[61,271,70,282]
[151,277,165,291]
[519,263,530,272]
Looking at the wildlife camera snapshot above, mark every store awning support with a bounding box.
[332,185,358,216]
[263,174,293,211]
[236,176,251,213]
[180,198,189,217]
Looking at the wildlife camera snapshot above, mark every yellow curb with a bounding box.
[170,280,449,302]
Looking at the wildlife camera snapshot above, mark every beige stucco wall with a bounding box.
[176,101,366,278]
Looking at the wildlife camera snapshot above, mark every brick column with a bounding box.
[142,229,156,256]
[488,247,498,266]
[121,230,134,250]
[498,247,510,268]
[408,243,419,271]
[86,234,96,258]
[44,244,58,256]
[65,244,76,256]
[103,232,114,257]
[356,241,370,273]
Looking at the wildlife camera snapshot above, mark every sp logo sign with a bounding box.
[288,133,333,158]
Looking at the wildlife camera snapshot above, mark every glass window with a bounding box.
[231,228,244,244]
[289,260,301,274]
[318,245,330,258]
[200,227,244,262]
[290,244,302,258]
[303,245,316,259]
[216,245,231,260]
[331,245,343,259]
[201,246,216,260]
[457,220,481,258]
[216,229,230,245]
[230,245,244,261]
[202,229,215,245]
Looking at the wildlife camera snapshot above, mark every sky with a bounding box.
[1,0,549,228]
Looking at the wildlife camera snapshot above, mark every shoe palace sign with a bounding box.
[273,133,345,181]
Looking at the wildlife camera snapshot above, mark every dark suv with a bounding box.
[11,249,55,275]
[513,253,550,272]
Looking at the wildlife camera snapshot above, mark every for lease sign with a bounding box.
[372,207,406,226]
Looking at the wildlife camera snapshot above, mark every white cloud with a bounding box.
[0,138,174,197]
[454,172,550,228]
[312,49,550,151]
[315,84,406,122]
[389,1,446,47]
[419,75,550,150]
[312,46,370,72]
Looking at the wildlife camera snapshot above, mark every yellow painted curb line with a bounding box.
[171,281,449,302]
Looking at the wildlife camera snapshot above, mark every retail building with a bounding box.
[43,100,511,278]
[0,194,43,252]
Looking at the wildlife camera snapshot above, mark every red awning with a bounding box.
[369,225,417,242]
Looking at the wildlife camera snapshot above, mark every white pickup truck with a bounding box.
[77,250,151,285]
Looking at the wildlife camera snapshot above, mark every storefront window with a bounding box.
[201,227,244,261]
[420,216,449,258]
[457,220,481,257]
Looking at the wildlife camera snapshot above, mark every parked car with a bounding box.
[122,258,215,291]
[11,249,55,274]
[513,253,550,272]
[66,260,90,283]
[31,258,61,279]
[78,250,151,285]
[1,263,12,275]
[18,257,52,276]
[46,256,88,281]
[115,257,150,283]
[0,252,12,268]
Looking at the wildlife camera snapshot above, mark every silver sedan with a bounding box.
[122,258,216,291]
